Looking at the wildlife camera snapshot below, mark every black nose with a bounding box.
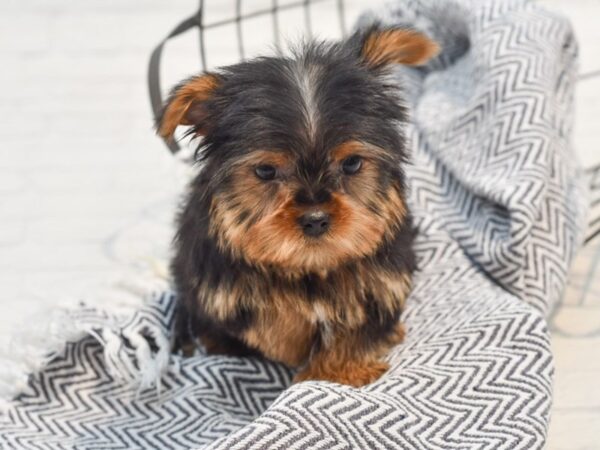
[299,211,330,237]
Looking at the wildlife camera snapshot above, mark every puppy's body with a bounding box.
[160,27,438,386]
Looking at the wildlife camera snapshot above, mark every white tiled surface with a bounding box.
[0,1,598,448]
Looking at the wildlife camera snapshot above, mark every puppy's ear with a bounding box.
[158,73,220,140]
[359,26,439,69]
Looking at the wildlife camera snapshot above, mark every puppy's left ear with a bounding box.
[158,73,220,140]
[359,26,439,69]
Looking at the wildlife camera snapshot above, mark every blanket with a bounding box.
[0,0,588,448]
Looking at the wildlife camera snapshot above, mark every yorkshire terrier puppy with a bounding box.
[159,25,438,387]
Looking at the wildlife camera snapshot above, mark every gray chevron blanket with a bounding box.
[0,0,589,448]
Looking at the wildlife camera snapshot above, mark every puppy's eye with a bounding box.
[255,164,277,180]
[341,155,362,175]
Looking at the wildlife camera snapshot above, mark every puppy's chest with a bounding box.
[239,280,364,367]
[242,301,320,367]
[201,264,409,366]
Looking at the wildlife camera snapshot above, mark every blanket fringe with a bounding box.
[0,261,171,413]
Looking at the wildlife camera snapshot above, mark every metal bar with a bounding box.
[585,227,600,245]
[148,14,201,155]
[586,163,600,177]
[304,0,312,38]
[236,0,245,60]
[272,0,281,51]
[198,0,207,70]
[579,69,600,82]
[337,0,347,36]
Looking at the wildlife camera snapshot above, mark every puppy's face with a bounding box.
[160,27,438,273]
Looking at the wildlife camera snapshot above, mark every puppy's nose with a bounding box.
[299,211,330,237]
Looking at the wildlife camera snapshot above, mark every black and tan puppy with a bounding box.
[159,26,438,387]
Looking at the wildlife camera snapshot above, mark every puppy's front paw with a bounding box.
[294,360,389,387]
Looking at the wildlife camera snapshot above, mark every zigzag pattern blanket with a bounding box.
[0,0,588,448]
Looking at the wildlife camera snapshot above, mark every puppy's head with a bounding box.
[160,26,438,273]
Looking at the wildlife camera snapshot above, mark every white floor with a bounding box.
[0,1,598,448]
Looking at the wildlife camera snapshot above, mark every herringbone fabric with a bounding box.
[0,0,588,448]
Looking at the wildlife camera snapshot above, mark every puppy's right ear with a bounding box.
[158,73,220,140]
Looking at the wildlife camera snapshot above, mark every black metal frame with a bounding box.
[148,0,347,155]
[585,163,600,245]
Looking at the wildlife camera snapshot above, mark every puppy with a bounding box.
[159,26,438,387]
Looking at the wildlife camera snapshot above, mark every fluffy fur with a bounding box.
[159,25,438,387]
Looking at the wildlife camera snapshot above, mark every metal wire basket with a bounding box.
[148,0,347,155]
